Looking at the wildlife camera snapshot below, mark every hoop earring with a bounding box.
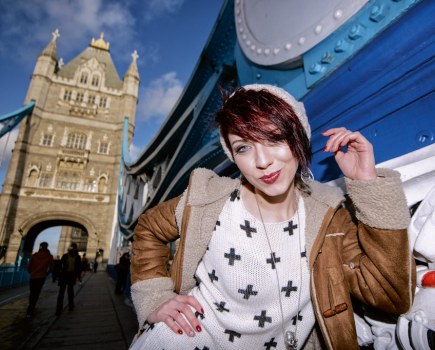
[301,168,314,185]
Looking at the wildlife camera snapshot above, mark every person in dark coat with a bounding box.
[115,252,130,294]
[26,242,53,317]
[52,255,61,282]
[55,242,81,316]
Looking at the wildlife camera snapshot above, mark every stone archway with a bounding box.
[5,211,99,266]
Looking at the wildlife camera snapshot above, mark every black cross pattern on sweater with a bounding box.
[240,220,257,238]
[195,311,205,320]
[230,189,240,201]
[301,250,307,258]
[254,310,272,328]
[214,220,220,231]
[224,248,241,266]
[292,311,303,325]
[266,252,281,269]
[264,337,278,349]
[281,280,298,297]
[194,347,209,350]
[208,269,219,283]
[283,220,298,236]
[238,284,258,299]
[224,329,241,342]
[214,301,230,312]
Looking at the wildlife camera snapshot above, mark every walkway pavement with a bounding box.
[0,272,138,350]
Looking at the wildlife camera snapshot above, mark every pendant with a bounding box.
[285,331,298,349]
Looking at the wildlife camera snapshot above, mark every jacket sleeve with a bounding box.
[130,195,181,327]
[338,168,415,314]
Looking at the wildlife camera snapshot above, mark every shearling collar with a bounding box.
[187,168,240,206]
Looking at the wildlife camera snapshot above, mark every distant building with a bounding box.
[0,30,139,266]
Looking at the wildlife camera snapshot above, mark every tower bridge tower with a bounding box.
[0,31,139,265]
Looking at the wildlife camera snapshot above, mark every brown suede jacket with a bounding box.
[131,168,415,350]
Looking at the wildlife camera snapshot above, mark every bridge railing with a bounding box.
[0,265,29,290]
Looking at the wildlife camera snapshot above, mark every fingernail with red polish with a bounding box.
[177,329,183,335]
[322,147,327,152]
[201,308,204,314]
[196,325,202,332]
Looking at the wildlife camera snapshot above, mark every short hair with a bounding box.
[215,87,312,189]
[70,242,78,249]
[40,242,48,249]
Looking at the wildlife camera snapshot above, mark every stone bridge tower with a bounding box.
[0,31,139,265]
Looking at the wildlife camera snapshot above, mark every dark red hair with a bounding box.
[215,87,312,171]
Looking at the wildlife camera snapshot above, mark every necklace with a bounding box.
[255,193,303,350]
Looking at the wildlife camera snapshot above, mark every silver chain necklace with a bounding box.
[255,193,303,350]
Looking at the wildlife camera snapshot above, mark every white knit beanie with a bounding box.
[220,84,311,162]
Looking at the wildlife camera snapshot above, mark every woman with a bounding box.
[130,84,414,349]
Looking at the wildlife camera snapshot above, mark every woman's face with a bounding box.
[228,133,299,199]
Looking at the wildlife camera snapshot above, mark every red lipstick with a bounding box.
[260,170,280,184]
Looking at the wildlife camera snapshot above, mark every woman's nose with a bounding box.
[255,144,273,168]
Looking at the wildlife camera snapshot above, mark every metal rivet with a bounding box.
[349,24,365,40]
[256,73,262,80]
[315,25,322,34]
[256,48,262,54]
[321,51,334,64]
[246,40,251,46]
[250,45,256,51]
[285,43,292,51]
[370,4,388,22]
[264,48,270,55]
[334,9,343,19]
[309,63,323,75]
[416,130,434,144]
[239,27,244,33]
[273,48,280,55]
[334,39,351,53]
[298,37,306,45]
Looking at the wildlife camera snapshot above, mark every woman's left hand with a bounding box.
[322,128,377,180]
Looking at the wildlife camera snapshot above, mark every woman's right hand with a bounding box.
[147,295,204,337]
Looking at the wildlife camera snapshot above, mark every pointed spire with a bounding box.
[41,29,59,59]
[125,50,139,79]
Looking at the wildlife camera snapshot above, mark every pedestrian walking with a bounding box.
[26,241,53,317]
[115,252,130,294]
[80,253,89,280]
[93,258,99,273]
[55,242,81,316]
[52,255,61,282]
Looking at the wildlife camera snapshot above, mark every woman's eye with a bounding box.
[234,145,249,154]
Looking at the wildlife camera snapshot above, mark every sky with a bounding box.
[0,0,224,253]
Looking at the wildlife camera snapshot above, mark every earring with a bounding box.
[301,168,314,185]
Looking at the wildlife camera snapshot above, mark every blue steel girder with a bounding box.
[0,100,35,138]
[118,0,237,236]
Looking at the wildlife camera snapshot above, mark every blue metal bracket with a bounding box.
[304,0,421,88]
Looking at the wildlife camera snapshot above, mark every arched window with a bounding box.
[80,73,88,84]
[66,132,87,149]
[91,75,99,87]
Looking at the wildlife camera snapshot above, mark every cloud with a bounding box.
[0,0,138,68]
[138,72,184,122]
[143,0,186,22]
[128,142,142,162]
